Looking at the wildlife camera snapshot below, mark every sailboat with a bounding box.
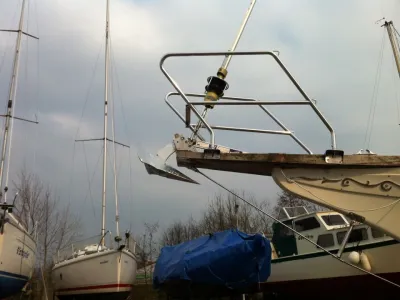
[0,0,38,297]
[51,1,137,299]
[147,17,400,242]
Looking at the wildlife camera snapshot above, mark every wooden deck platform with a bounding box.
[176,151,400,176]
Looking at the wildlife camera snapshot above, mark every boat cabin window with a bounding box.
[337,228,368,244]
[294,217,320,232]
[321,214,346,226]
[316,233,334,248]
[280,220,294,237]
[371,228,385,239]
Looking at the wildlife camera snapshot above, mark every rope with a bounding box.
[192,168,400,289]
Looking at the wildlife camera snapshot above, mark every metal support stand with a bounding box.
[337,221,355,258]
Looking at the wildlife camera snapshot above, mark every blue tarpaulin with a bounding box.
[153,229,271,291]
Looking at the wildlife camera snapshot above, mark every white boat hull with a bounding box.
[0,220,36,298]
[264,240,400,298]
[52,249,137,300]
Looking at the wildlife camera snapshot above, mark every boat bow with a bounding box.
[174,144,400,240]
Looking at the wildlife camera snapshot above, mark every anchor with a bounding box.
[138,143,199,184]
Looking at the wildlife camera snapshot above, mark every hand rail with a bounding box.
[160,51,337,151]
[165,92,313,154]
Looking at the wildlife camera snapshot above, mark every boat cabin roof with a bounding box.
[276,206,351,231]
[277,206,310,220]
[271,206,390,258]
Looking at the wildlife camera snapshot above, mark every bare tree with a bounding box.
[186,215,202,241]
[136,221,159,284]
[144,222,159,262]
[12,169,43,235]
[200,190,272,234]
[13,168,82,299]
[38,189,81,268]
[273,189,325,217]
[159,216,202,247]
[160,190,274,247]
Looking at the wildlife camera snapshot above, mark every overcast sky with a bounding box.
[1,0,400,239]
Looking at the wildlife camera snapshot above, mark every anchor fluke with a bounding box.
[138,144,199,184]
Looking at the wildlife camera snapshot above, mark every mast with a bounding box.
[383,21,400,78]
[101,0,110,246]
[0,0,39,203]
[0,0,26,201]
[73,0,129,245]
[111,94,120,238]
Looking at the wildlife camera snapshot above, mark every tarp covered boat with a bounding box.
[153,229,271,296]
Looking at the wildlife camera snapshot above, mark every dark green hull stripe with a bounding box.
[272,239,398,264]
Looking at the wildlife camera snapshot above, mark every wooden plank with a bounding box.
[176,151,400,176]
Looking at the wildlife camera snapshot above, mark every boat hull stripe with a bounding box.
[0,270,29,281]
[57,283,133,292]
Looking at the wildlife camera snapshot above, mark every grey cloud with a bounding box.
[1,0,400,236]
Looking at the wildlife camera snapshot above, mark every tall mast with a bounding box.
[101,0,110,245]
[383,21,400,78]
[111,94,120,238]
[0,0,27,201]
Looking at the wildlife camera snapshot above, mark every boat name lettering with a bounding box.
[298,235,313,240]
[16,246,29,258]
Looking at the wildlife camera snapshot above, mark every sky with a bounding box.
[0,0,400,240]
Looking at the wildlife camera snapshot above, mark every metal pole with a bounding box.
[190,0,257,140]
[0,0,27,201]
[221,0,257,70]
[235,201,239,229]
[337,222,355,258]
[384,21,400,79]
[101,0,110,246]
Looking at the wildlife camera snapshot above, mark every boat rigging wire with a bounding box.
[109,32,135,232]
[109,36,121,237]
[191,167,400,289]
[0,3,19,76]
[363,29,385,150]
[68,40,103,216]
[391,58,400,126]
[26,0,41,229]
[82,141,98,217]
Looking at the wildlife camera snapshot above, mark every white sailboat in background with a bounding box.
[51,0,137,299]
[0,0,38,297]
